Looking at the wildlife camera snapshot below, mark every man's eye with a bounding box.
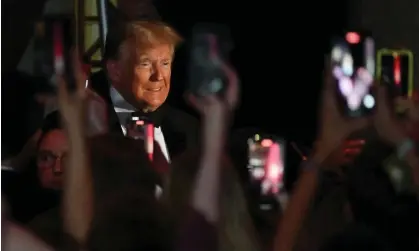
[38,153,55,162]
[162,61,171,66]
[139,62,151,67]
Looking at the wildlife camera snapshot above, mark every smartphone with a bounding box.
[247,134,286,210]
[188,23,233,96]
[33,16,76,92]
[377,49,414,98]
[331,31,376,117]
[126,114,154,161]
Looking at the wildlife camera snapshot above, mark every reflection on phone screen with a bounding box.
[331,32,375,116]
[247,135,285,196]
[379,52,413,97]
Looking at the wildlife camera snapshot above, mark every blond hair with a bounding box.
[164,150,261,251]
[104,20,183,61]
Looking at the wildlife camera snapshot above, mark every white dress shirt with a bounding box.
[109,87,171,163]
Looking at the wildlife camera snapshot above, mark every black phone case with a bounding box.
[330,31,375,117]
[33,16,76,92]
[188,23,233,96]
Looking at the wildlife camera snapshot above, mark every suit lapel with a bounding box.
[108,106,125,135]
[160,117,187,159]
[90,71,124,135]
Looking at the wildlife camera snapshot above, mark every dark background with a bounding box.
[1,0,349,155]
[157,0,349,145]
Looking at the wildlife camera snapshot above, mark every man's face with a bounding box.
[36,129,68,190]
[109,44,173,112]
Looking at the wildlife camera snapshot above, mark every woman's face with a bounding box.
[36,129,68,190]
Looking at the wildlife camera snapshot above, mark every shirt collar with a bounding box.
[110,86,136,112]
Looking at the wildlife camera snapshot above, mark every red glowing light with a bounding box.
[393,54,401,85]
[345,32,360,44]
[261,139,273,147]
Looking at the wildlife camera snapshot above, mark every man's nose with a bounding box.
[54,160,63,175]
[150,67,163,82]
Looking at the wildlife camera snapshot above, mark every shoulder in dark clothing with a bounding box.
[27,207,63,249]
[176,208,218,251]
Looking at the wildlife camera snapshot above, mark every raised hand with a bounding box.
[395,95,419,122]
[314,58,369,162]
[57,51,108,135]
[188,62,239,114]
[374,86,409,145]
[187,62,239,152]
[57,51,87,129]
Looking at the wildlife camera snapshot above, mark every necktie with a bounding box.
[130,105,166,127]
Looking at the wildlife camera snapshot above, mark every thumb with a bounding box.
[376,85,389,108]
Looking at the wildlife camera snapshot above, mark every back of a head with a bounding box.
[166,149,261,251]
[88,189,173,251]
[89,134,161,204]
[319,223,392,251]
[346,140,399,222]
[346,139,419,250]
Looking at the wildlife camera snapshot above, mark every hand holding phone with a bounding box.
[34,16,76,92]
[188,23,233,97]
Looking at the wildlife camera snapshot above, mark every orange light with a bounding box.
[346,32,360,44]
[261,139,273,147]
[136,120,145,125]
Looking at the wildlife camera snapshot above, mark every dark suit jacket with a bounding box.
[89,70,200,159]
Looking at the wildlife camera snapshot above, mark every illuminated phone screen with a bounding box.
[331,32,375,117]
[34,16,75,91]
[247,134,285,196]
[377,50,414,97]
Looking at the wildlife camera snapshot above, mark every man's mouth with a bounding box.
[145,87,162,92]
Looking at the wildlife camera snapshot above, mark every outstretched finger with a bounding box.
[321,56,339,110]
[375,85,390,112]
[203,94,220,107]
[71,48,86,97]
[187,93,204,113]
[323,56,334,92]
[57,76,69,109]
[221,62,240,110]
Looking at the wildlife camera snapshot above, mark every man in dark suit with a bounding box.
[89,20,199,162]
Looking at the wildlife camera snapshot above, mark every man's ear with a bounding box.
[106,60,121,83]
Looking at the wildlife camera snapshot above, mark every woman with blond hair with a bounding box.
[165,150,261,251]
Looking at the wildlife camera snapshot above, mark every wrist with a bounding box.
[311,140,334,164]
[301,158,321,173]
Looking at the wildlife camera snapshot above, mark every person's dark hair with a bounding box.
[345,139,419,250]
[319,223,393,251]
[88,134,163,205]
[87,189,174,251]
[37,111,63,147]
[165,149,261,251]
[345,140,395,222]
